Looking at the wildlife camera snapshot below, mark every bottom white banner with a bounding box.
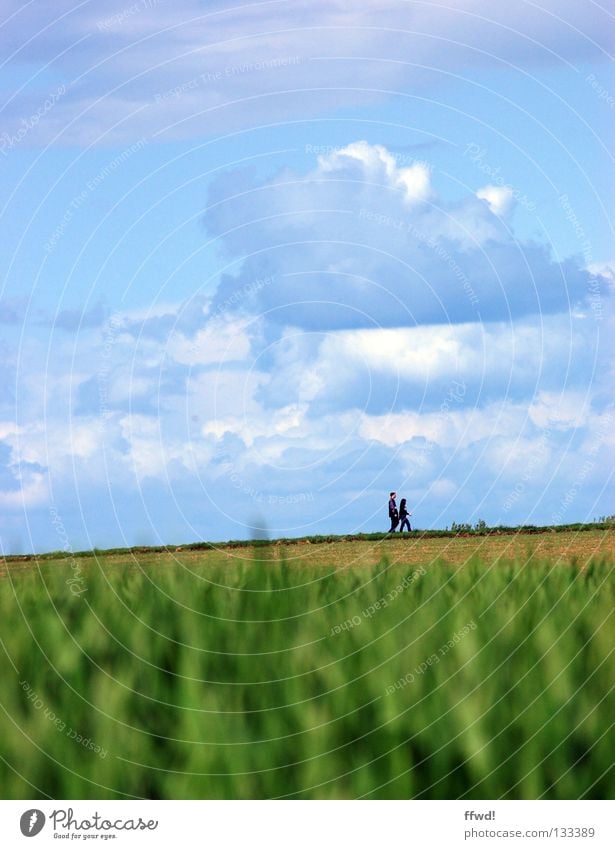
[0,800,612,848]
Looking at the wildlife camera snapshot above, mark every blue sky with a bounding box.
[0,0,613,552]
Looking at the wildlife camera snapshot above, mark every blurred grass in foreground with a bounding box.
[0,552,613,799]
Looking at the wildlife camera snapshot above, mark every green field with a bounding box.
[1,534,613,799]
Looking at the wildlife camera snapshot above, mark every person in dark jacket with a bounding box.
[398,498,412,532]
[388,492,399,532]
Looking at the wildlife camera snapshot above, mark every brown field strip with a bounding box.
[1,530,613,578]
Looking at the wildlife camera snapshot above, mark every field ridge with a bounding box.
[2,520,614,563]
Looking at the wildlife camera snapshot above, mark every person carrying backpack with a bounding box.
[388,492,399,532]
[399,498,412,532]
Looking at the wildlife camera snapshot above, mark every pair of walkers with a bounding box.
[388,491,412,533]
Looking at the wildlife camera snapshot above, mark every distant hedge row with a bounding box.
[3,520,614,563]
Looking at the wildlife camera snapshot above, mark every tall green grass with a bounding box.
[0,552,613,799]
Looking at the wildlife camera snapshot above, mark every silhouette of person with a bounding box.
[388,491,399,532]
[399,498,412,532]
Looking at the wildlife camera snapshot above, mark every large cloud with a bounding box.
[203,141,608,328]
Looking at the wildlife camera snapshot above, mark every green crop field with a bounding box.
[1,532,613,799]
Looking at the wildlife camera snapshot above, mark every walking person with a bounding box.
[398,498,412,532]
[388,491,399,532]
